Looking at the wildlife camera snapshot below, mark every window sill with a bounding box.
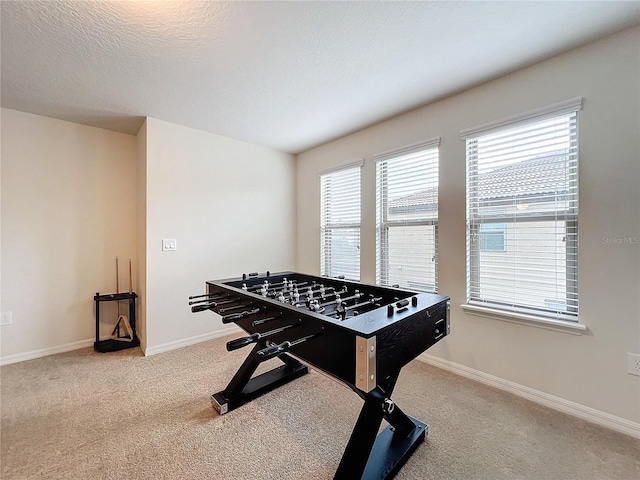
[460,303,587,335]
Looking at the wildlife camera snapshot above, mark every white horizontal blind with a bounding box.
[376,140,439,292]
[320,164,361,280]
[466,111,579,319]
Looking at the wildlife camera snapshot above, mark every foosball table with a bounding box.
[189,271,450,480]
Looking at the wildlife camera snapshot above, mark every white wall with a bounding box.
[0,112,296,359]
[1,109,138,360]
[296,26,640,423]
[144,118,296,353]
[136,120,148,350]
[0,107,3,334]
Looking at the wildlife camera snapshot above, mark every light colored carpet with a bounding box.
[1,334,639,479]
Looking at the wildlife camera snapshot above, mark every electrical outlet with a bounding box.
[628,353,640,376]
[1,312,13,326]
[162,239,177,251]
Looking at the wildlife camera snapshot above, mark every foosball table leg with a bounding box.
[211,342,308,415]
[334,381,427,480]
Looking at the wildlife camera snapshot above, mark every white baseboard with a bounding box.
[418,353,640,439]
[0,326,239,365]
[4,332,636,439]
[0,338,95,366]
[144,325,241,356]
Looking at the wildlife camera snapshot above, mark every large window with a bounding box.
[463,98,581,320]
[375,139,440,292]
[320,162,362,280]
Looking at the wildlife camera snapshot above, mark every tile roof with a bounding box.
[477,155,572,201]
[389,155,572,209]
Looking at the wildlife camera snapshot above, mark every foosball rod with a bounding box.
[256,329,324,362]
[291,285,333,303]
[307,292,363,313]
[333,296,383,318]
[251,313,284,326]
[293,286,347,307]
[263,281,310,296]
[307,290,362,313]
[297,284,331,297]
[226,322,299,351]
[272,284,334,302]
[316,291,362,308]
[189,294,231,305]
[245,278,294,291]
[346,296,383,311]
[189,291,222,300]
[218,302,253,315]
[268,283,319,302]
[191,298,241,313]
[221,307,262,323]
[266,282,309,296]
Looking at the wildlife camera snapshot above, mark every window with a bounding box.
[463,98,581,321]
[479,222,506,252]
[375,139,440,292]
[320,162,362,280]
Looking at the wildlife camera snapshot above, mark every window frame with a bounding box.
[319,160,363,281]
[461,98,584,332]
[375,138,440,293]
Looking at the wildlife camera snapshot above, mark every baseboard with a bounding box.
[5,332,635,439]
[0,338,95,366]
[144,325,241,356]
[0,326,239,365]
[418,353,640,439]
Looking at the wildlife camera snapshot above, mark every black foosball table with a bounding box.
[189,271,450,480]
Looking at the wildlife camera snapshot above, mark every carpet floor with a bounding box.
[1,334,639,479]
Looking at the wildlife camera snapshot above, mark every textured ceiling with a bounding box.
[2,1,639,154]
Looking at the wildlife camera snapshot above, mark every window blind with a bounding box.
[465,109,579,320]
[375,139,440,292]
[320,164,361,280]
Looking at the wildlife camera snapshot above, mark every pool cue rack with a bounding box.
[93,291,139,352]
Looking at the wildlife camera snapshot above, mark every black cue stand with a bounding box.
[93,291,139,352]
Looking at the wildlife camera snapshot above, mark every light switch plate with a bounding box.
[162,239,177,251]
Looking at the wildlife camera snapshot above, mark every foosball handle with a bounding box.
[191,302,216,313]
[256,341,291,362]
[227,333,260,351]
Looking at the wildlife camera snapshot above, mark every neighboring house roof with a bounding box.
[389,187,438,210]
[477,155,572,202]
[389,155,571,210]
